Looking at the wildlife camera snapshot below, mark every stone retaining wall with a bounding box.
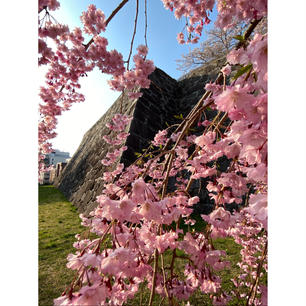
[55,67,221,215]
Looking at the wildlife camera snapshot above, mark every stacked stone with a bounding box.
[55,66,220,215]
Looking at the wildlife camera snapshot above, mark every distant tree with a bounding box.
[177,17,267,73]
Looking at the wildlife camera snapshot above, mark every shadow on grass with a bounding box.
[39,185,68,205]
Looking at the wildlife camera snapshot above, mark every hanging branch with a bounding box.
[56,0,130,94]
[160,250,173,306]
[235,18,262,50]
[127,0,140,70]
[148,248,159,306]
[144,0,148,49]
[84,0,130,51]
[246,241,268,306]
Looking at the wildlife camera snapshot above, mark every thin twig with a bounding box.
[160,253,173,305]
[158,95,214,195]
[84,0,130,51]
[127,0,139,70]
[148,248,159,306]
[144,0,148,49]
[161,151,174,198]
[246,241,267,306]
[158,297,165,306]
[235,18,262,50]
[92,221,113,253]
[55,0,130,98]
[169,249,176,280]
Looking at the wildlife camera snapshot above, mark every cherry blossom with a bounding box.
[39,1,269,305]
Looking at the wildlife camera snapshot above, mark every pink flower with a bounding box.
[200,279,220,293]
[177,32,185,44]
[66,253,83,270]
[217,173,248,197]
[155,231,178,252]
[227,48,249,66]
[81,5,106,35]
[96,196,135,222]
[246,163,267,183]
[187,25,194,33]
[194,131,216,147]
[39,0,60,12]
[214,85,255,115]
[152,129,168,146]
[248,34,267,74]
[54,294,79,306]
[194,24,203,35]
[245,193,267,229]
[190,36,200,44]
[137,45,148,57]
[202,207,232,230]
[223,142,241,159]
[188,196,199,206]
[221,64,231,76]
[259,285,267,305]
[139,201,162,223]
[175,146,188,160]
[100,247,138,277]
[74,283,109,305]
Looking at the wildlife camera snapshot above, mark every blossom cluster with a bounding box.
[81,4,106,35]
[108,45,155,100]
[39,0,60,12]
[162,0,267,44]
[38,5,154,170]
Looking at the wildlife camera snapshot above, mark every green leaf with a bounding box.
[233,35,244,42]
[174,113,184,120]
[232,64,253,81]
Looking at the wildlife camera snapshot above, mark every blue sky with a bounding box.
[53,0,217,78]
[42,0,217,155]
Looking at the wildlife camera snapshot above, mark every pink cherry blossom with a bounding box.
[47,1,268,305]
[245,193,267,229]
[81,4,106,35]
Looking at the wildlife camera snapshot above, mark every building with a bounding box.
[46,149,71,166]
[39,150,70,185]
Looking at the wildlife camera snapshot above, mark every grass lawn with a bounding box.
[39,185,85,306]
[39,185,264,306]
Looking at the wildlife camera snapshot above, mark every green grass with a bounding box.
[39,185,86,306]
[39,186,265,306]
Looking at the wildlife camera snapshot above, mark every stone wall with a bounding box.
[55,67,220,215]
[50,162,67,184]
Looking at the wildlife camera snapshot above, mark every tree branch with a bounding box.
[246,240,267,306]
[235,18,262,50]
[148,248,159,306]
[144,0,148,49]
[127,0,139,70]
[84,0,130,51]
